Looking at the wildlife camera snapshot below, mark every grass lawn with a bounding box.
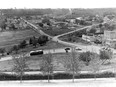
[0,29,40,48]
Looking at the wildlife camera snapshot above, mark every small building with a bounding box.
[70,19,75,23]
[82,34,95,42]
[76,17,83,20]
[103,16,111,23]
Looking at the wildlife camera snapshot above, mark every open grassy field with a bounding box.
[0,29,40,47]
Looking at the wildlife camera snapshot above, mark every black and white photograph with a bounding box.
[0,0,116,87]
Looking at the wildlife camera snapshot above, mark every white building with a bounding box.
[82,34,95,42]
[103,30,116,48]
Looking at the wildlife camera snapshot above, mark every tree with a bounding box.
[38,23,43,27]
[38,35,48,46]
[79,51,93,66]
[42,18,50,24]
[29,36,38,47]
[47,22,51,26]
[29,38,33,45]
[10,23,17,30]
[89,28,96,34]
[99,23,103,28]
[19,40,27,48]
[0,19,6,30]
[99,49,113,64]
[32,36,37,47]
[71,47,80,82]
[0,48,6,56]
[64,47,80,82]
[90,53,101,80]
[12,45,19,54]
[32,39,37,47]
[40,52,53,83]
[6,48,12,55]
[12,54,28,83]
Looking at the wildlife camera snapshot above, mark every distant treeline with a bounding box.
[1,8,116,17]
[1,9,52,17]
[1,9,69,17]
[66,8,116,18]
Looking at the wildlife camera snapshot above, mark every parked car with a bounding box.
[30,50,43,56]
[65,47,70,50]
[75,47,82,50]
[65,47,71,53]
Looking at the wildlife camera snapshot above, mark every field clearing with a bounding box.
[0,29,40,47]
[0,52,116,73]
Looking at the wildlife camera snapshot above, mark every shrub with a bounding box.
[79,51,94,66]
[19,40,27,48]
[38,35,48,46]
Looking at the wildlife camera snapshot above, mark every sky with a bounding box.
[1,0,116,9]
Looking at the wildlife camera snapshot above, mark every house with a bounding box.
[103,16,111,23]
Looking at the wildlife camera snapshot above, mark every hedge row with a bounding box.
[0,72,115,81]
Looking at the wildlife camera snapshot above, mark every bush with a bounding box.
[19,40,27,48]
[79,51,94,66]
[38,23,43,27]
[0,48,6,56]
[99,50,113,64]
[38,35,48,46]
[12,45,20,54]
[29,38,33,45]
